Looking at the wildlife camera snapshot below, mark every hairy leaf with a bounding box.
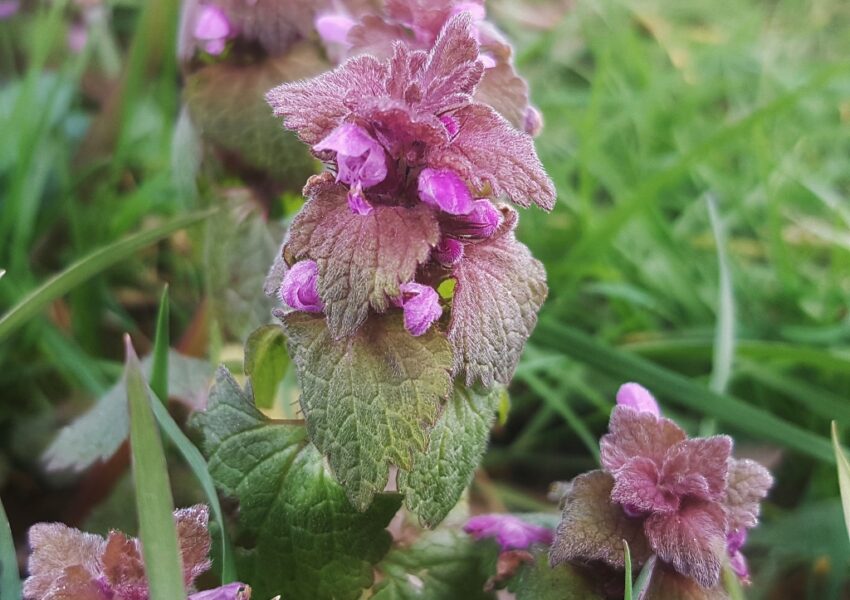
[372,531,494,600]
[508,552,599,600]
[643,565,730,600]
[282,311,453,510]
[399,385,499,528]
[428,103,555,209]
[449,219,547,387]
[474,62,530,132]
[550,470,650,570]
[286,175,440,338]
[193,368,402,600]
[725,458,773,531]
[185,47,323,184]
[43,351,213,473]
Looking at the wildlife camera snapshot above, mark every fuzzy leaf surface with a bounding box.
[643,566,730,600]
[282,311,453,510]
[193,368,401,600]
[286,175,440,338]
[509,553,600,600]
[449,220,547,387]
[399,385,499,527]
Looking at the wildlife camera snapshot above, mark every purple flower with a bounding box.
[315,11,356,47]
[442,199,501,240]
[726,529,749,583]
[615,382,660,417]
[393,282,442,336]
[194,4,233,55]
[314,123,388,215]
[0,0,19,20]
[280,260,323,313]
[433,238,464,266]
[523,106,543,137]
[418,168,474,215]
[464,514,554,550]
[190,582,252,600]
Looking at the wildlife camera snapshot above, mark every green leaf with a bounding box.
[399,385,499,528]
[534,322,836,463]
[372,531,494,600]
[150,285,170,404]
[706,195,735,395]
[282,311,453,510]
[124,336,186,600]
[44,351,213,473]
[831,422,850,543]
[0,209,215,342]
[624,540,633,600]
[244,324,289,410]
[193,367,402,600]
[0,495,22,600]
[150,396,237,583]
[509,552,599,600]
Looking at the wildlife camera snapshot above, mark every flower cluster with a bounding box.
[23,505,251,600]
[550,384,773,592]
[267,11,553,386]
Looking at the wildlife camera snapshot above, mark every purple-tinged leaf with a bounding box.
[600,406,686,472]
[281,311,453,510]
[725,458,773,531]
[610,456,679,516]
[24,525,105,600]
[286,174,440,338]
[644,501,727,589]
[643,565,730,600]
[448,214,547,386]
[267,55,387,146]
[428,103,556,210]
[550,470,651,570]
[473,62,531,132]
[660,437,732,503]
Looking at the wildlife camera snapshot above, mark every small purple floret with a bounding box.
[194,5,232,55]
[190,582,252,600]
[394,282,442,336]
[315,12,356,46]
[523,106,543,137]
[446,199,501,239]
[0,0,19,19]
[464,514,553,551]
[726,529,750,582]
[433,238,464,266]
[280,260,323,313]
[616,382,660,417]
[418,168,474,215]
[315,123,387,215]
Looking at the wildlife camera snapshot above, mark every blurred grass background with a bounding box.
[0,0,849,598]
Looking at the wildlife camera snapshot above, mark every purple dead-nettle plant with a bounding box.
[263,11,553,517]
[550,383,773,595]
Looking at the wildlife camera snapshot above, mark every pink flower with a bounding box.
[418,168,474,215]
[433,238,464,266]
[315,11,356,47]
[464,514,554,550]
[280,260,323,313]
[194,4,233,56]
[190,582,252,600]
[393,282,442,336]
[314,123,388,215]
[0,0,19,19]
[615,382,660,417]
[442,199,501,240]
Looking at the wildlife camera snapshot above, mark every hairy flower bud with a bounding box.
[194,4,233,55]
[418,168,474,215]
[394,282,442,336]
[280,260,323,313]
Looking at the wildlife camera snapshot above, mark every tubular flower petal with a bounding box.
[315,12,356,46]
[418,168,474,215]
[443,199,501,240]
[194,5,233,55]
[280,260,323,313]
[464,514,553,551]
[394,282,442,336]
[616,382,660,417]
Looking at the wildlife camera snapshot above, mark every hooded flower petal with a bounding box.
[394,282,442,336]
[616,382,660,417]
[610,456,679,516]
[599,406,686,472]
[427,103,556,210]
[285,174,440,338]
[464,514,553,550]
[448,210,547,387]
[660,437,732,503]
[433,237,464,266]
[267,55,387,146]
[314,123,388,192]
[644,501,728,589]
[315,12,357,46]
[417,168,474,214]
[441,198,501,239]
[280,260,324,313]
[194,5,232,55]
[725,458,773,531]
[190,583,252,600]
[549,470,651,569]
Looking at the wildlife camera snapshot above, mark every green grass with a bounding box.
[1,0,849,597]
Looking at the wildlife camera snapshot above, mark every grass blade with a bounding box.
[125,335,186,600]
[150,285,170,404]
[534,322,835,463]
[150,395,238,583]
[0,208,216,342]
[623,540,633,600]
[633,555,656,600]
[706,195,735,394]
[0,495,21,600]
[831,422,850,543]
